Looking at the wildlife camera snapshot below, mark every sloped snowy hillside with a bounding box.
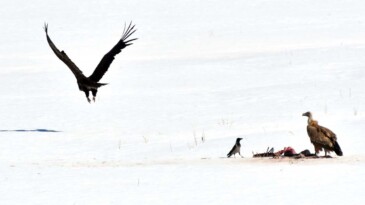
[0,0,365,204]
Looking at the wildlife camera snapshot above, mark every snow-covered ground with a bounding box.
[1,0,365,204]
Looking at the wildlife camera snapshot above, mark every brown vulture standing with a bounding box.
[44,22,137,103]
[302,111,343,156]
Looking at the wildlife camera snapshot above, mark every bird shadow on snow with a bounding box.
[0,129,61,133]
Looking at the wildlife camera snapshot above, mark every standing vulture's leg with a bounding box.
[84,90,91,103]
[91,89,98,102]
[325,150,329,157]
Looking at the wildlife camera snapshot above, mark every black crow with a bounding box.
[227,138,243,158]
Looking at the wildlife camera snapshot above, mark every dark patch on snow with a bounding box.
[0,129,61,132]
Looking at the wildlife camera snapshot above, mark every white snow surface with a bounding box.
[1,0,365,204]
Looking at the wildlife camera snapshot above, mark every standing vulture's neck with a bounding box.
[307,114,316,126]
[307,116,312,124]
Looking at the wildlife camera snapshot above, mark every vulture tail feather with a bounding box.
[333,141,343,156]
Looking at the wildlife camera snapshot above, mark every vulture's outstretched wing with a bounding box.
[88,22,137,82]
[44,23,85,80]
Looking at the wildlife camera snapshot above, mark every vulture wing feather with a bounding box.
[317,125,342,156]
[88,22,137,82]
[307,125,336,151]
[44,23,85,80]
[317,125,337,140]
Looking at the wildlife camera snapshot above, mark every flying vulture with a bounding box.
[44,22,137,103]
[227,138,243,158]
[302,111,343,156]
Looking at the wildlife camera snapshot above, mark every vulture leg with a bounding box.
[325,150,329,157]
[91,89,98,102]
[84,90,91,103]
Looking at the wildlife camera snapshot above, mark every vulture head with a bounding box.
[302,111,312,118]
[302,111,315,124]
